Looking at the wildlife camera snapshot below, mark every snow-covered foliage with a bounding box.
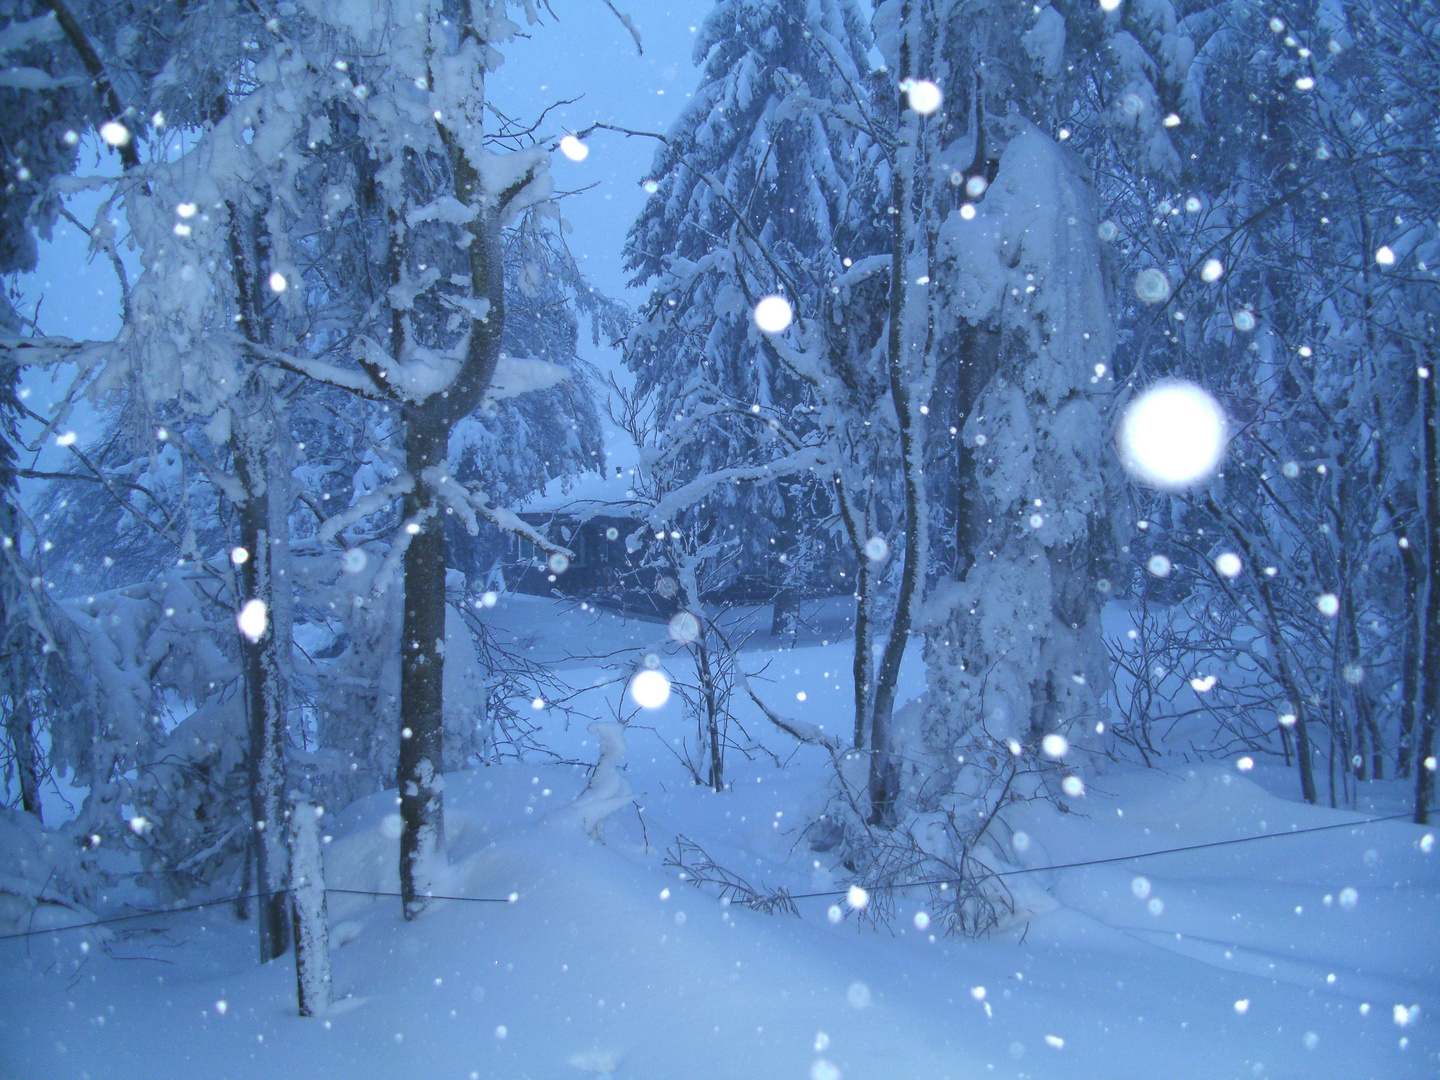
[920,125,1120,811]
[624,0,880,599]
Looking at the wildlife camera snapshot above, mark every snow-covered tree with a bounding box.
[624,0,881,633]
[1076,0,1440,815]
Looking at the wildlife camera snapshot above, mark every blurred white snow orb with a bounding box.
[237,599,268,642]
[903,78,943,115]
[1201,258,1225,282]
[341,548,367,574]
[629,668,671,709]
[1118,381,1228,490]
[1215,551,1243,578]
[230,546,250,565]
[753,294,794,334]
[1041,733,1069,759]
[1099,0,1122,11]
[547,552,569,574]
[847,884,870,910]
[1375,245,1395,267]
[1061,775,1085,798]
[99,120,130,147]
[668,610,701,644]
[1146,554,1172,577]
[268,271,288,293]
[1316,593,1340,616]
[558,134,589,162]
[863,535,889,562]
[1233,309,1257,332]
[1134,268,1171,304]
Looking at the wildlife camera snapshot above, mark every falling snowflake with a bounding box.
[1214,552,1242,577]
[752,295,793,334]
[1118,381,1228,490]
[558,134,589,161]
[237,599,268,642]
[629,668,671,709]
[99,120,130,147]
[1041,733,1069,758]
[668,611,701,643]
[1134,268,1171,304]
[903,79,943,114]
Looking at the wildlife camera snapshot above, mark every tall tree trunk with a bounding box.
[234,445,290,963]
[228,207,291,963]
[1415,364,1439,825]
[395,86,513,915]
[1389,496,1422,778]
[868,0,929,826]
[4,697,42,821]
[397,415,448,920]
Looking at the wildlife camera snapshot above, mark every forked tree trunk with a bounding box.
[395,97,514,917]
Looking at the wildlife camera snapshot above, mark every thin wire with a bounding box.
[776,811,1417,902]
[325,888,511,903]
[0,891,282,942]
[0,811,1418,941]
[0,887,513,942]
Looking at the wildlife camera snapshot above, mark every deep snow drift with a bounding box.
[2,599,1436,1079]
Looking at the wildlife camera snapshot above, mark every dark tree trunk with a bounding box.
[397,416,449,920]
[868,8,927,826]
[4,700,42,821]
[1391,500,1422,778]
[1416,365,1439,825]
[234,456,291,963]
[229,208,290,963]
[395,105,511,917]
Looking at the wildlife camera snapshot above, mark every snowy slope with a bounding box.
[2,627,1436,1080]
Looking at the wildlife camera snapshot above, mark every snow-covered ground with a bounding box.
[3,597,1436,1079]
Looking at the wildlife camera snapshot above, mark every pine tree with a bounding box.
[624,0,881,620]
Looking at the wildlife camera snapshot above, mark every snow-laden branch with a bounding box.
[485,354,568,402]
[239,338,389,400]
[647,446,832,524]
[424,467,573,558]
[317,476,415,543]
[0,334,110,372]
[372,506,430,595]
[597,0,643,55]
[735,672,844,751]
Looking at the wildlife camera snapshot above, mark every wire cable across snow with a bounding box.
[0,811,1420,941]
